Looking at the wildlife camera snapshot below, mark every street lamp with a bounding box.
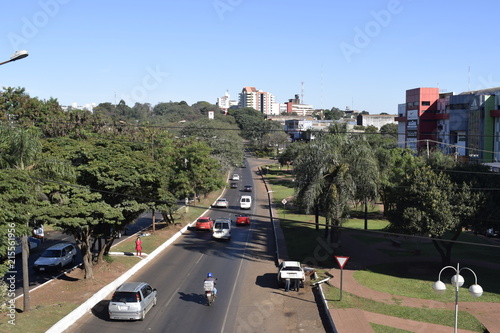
[0,50,29,66]
[432,263,483,333]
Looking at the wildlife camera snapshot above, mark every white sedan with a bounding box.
[232,174,240,181]
[213,198,229,208]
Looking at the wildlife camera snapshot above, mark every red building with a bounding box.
[397,88,440,151]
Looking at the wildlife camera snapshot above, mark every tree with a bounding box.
[387,166,480,266]
[0,126,74,311]
[170,138,225,203]
[179,119,243,170]
[323,107,344,120]
[293,132,354,240]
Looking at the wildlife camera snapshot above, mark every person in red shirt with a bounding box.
[135,236,143,256]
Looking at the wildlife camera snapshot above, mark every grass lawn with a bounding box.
[262,163,495,333]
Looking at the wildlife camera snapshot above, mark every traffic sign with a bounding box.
[282,199,287,205]
[335,256,349,269]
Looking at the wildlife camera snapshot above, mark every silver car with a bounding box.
[109,282,157,321]
[33,243,77,272]
[212,218,232,240]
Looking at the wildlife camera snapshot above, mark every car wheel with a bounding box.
[153,296,157,307]
[140,310,145,321]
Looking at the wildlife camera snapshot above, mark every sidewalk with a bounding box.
[325,230,500,333]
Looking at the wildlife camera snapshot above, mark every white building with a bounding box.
[216,90,238,112]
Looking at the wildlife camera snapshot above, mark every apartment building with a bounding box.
[238,87,275,115]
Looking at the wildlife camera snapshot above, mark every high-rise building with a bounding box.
[238,87,275,115]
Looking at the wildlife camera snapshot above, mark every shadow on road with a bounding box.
[178,291,206,305]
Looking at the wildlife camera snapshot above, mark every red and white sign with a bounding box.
[335,256,349,269]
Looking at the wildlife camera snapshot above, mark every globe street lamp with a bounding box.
[432,263,483,333]
[0,50,29,66]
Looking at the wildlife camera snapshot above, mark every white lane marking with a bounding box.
[163,252,205,308]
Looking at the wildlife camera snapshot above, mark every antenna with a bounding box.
[301,81,304,104]
[321,64,324,110]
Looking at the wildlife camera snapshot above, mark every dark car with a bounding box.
[243,185,253,192]
[230,183,238,189]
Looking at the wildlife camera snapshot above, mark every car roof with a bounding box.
[217,198,227,200]
[116,282,148,292]
[45,242,74,250]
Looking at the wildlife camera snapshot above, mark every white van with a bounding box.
[240,195,252,209]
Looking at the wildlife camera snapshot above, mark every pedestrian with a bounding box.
[135,236,142,256]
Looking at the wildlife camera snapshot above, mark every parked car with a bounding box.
[240,195,252,209]
[108,282,157,321]
[243,185,253,192]
[277,261,305,291]
[235,214,251,226]
[212,218,232,240]
[33,243,77,272]
[196,217,214,231]
[230,183,238,189]
[213,198,229,208]
[232,174,240,181]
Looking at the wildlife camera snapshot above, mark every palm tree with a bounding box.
[293,131,355,243]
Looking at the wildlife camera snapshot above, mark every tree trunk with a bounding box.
[79,232,94,279]
[21,235,30,312]
[152,209,156,233]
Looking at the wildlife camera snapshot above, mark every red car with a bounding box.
[235,214,250,226]
[196,217,214,231]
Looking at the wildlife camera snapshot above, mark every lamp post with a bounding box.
[432,263,483,333]
[0,50,29,66]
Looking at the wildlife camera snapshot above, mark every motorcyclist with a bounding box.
[204,273,217,297]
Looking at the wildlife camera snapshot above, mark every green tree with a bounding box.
[180,119,243,171]
[293,132,354,239]
[387,166,480,266]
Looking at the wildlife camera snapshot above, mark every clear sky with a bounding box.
[2,0,500,114]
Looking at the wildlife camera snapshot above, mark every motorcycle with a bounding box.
[205,290,216,306]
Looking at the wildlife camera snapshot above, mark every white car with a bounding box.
[232,174,240,181]
[240,195,252,209]
[214,198,229,208]
[277,261,305,291]
[212,218,231,240]
[33,243,77,272]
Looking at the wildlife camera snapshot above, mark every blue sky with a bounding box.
[2,0,500,114]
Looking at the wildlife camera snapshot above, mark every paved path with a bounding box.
[327,230,500,333]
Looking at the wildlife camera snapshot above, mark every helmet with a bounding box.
[207,273,213,278]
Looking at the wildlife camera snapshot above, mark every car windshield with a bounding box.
[111,291,139,303]
[41,249,62,257]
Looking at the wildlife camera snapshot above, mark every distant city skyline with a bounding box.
[3,1,500,114]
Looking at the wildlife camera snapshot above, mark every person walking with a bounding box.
[135,236,143,256]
